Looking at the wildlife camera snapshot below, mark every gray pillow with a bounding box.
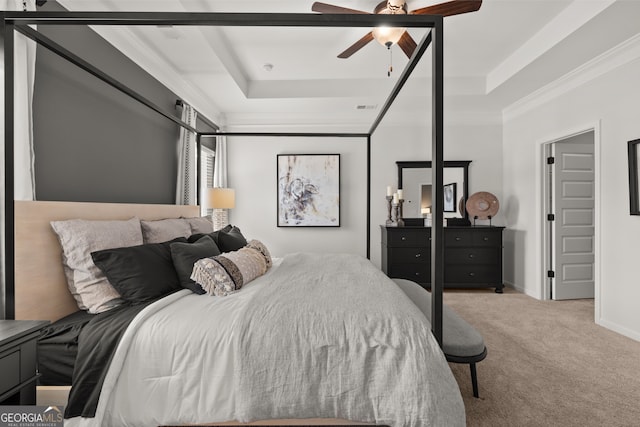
[140,218,192,244]
[183,216,214,234]
[50,217,143,313]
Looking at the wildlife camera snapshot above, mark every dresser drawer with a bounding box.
[445,264,501,283]
[445,248,500,265]
[444,231,473,247]
[387,230,430,247]
[473,230,502,247]
[390,247,430,264]
[389,263,430,283]
[0,350,21,396]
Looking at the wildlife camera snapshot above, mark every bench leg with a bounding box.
[470,363,479,398]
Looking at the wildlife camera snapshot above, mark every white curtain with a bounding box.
[213,134,227,188]
[175,103,197,205]
[211,135,229,229]
[1,0,37,318]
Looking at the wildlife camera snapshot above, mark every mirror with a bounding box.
[628,139,640,215]
[397,161,471,220]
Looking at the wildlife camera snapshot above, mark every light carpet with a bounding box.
[443,289,640,427]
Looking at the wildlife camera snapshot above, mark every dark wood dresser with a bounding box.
[0,320,49,405]
[381,225,505,293]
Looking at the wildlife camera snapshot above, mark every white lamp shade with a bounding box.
[207,188,235,209]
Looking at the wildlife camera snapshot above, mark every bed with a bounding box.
[14,200,465,426]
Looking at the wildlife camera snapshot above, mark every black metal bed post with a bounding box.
[2,11,442,339]
[431,16,444,347]
[366,135,371,259]
[196,133,202,207]
[3,16,15,319]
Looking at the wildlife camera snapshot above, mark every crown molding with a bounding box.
[87,25,224,125]
[503,32,640,122]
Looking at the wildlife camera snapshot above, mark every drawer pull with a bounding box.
[401,236,407,241]
[415,272,420,276]
[483,237,489,241]
[469,254,474,259]
[415,253,421,258]
[469,272,475,277]
[455,237,461,241]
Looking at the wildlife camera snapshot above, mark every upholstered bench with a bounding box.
[393,278,487,398]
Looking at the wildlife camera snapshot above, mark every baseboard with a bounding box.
[504,280,525,294]
[596,318,640,342]
[37,385,70,407]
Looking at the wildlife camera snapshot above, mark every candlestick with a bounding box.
[386,185,393,197]
[397,189,403,200]
[397,199,405,227]
[385,196,394,226]
[392,193,399,204]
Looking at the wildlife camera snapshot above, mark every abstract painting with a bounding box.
[277,154,340,227]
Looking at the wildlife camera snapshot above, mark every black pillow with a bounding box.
[187,224,232,244]
[170,235,221,294]
[91,237,186,303]
[217,226,248,252]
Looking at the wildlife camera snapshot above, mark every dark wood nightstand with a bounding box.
[0,320,49,405]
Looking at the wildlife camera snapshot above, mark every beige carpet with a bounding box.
[443,289,640,427]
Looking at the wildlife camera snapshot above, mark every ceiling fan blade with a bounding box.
[410,0,482,17]
[311,2,370,14]
[397,31,417,58]
[338,31,374,58]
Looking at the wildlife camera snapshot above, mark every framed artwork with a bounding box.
[277,154,340,227]
[443,182,457,212]
[629,139,640,215]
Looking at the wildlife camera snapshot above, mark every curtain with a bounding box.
[212,135,229,229]
[175,103,197,205]
[1,0,37,318]
[213,134,227,188]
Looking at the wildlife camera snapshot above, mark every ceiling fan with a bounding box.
[312,0,482,59]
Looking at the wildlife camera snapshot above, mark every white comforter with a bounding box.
[66,253,464,426]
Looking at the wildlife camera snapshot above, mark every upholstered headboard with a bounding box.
[14,200,199,321]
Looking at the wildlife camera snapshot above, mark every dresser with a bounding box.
[0,320,49,405]
[381,225,505,293]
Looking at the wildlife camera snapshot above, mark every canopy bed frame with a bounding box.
[2,9,447,352]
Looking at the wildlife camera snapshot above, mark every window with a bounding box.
[200,145,215,216]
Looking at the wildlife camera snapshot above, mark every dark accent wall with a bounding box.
[32,2,216,204]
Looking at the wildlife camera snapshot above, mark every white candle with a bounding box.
[386,185,392,196]
[397,189,403,200]
[393,193,399,204]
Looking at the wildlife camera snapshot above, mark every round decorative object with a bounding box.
[458,197,466,216]
[466,191,499,219]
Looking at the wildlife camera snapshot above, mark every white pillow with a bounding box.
[50,217,143,313]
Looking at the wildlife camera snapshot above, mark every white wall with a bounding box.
[227,135,368,258]
[502,56,640,341]
[226,116,503,271]
[369,120,503,268]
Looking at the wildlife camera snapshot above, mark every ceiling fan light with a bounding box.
[372,26,405,47]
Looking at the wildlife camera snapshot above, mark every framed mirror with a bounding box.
[397,160,471,220]
[628,139,640,215]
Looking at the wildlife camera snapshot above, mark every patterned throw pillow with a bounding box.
[190,240,272,296]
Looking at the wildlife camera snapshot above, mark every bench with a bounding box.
[393,278,487,398]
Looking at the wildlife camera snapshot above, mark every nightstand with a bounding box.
[0,320,49,405]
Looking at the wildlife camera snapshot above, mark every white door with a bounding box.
[550,137,595,300]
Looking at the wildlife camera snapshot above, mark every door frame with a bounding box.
[538,122,601,312]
